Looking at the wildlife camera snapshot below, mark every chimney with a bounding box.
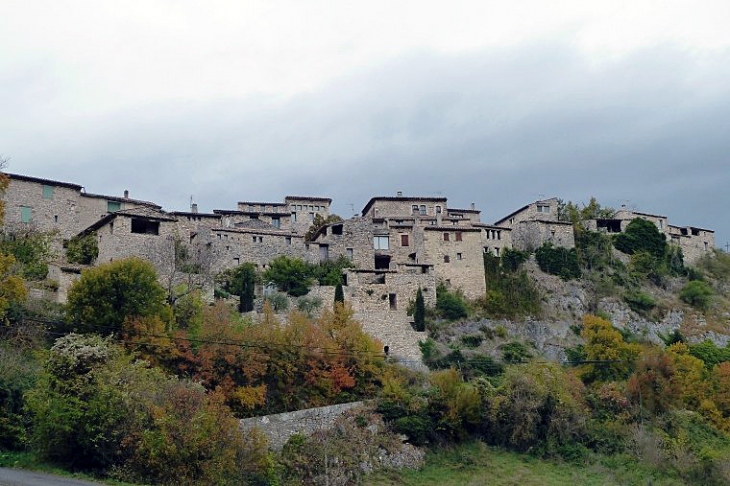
[123,189,129,199]
[397,191,403,197]
[471,202,476,210]
[191,203,198,214]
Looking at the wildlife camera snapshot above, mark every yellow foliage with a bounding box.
[580,315,641,382]
[0,252,27,320]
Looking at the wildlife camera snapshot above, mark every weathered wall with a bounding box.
[511,220,575,252]
[239,401,366,450]
[422,227,486,299]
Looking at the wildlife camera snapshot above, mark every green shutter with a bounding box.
[20,206,32,223]
[107,201,121,212]
[42,185,54,199]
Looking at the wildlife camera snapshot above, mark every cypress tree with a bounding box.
[414,287,425,332]
[334,282,345,307]
[239,264,256,313]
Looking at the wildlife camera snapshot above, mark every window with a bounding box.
[455,232,463,242]
[401,234,409,246]
[419,205,426,215]
[297,205,303,211]
[331,224,343,235]
[373,236,389,250]
[497,231,501,241]
[436,205,442,214]
[346,248,353,260]
[109,222,113,234]
[286,237,292,245]
[308,212,314,221]
[291,212,297,222]
[42,185,54,199]
[705,242,709,250]
[444,255,450,263]
[494,247,500,256]
[272,217,280,228]
[291,204,296,211]
[131,218,159,235]
[20,206,32,223]
[457,253,462,260]
[443,232,450,241]
[537,204,550,213]
[412,204,419,213]
[54,215,58,223]
[234,257,240,265]
[107,201,121,212]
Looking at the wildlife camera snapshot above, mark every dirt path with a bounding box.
[0,468,103,486]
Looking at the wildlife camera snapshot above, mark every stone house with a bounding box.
[2,173,159,243]
[494,197,576,251]
[585,205,714,264]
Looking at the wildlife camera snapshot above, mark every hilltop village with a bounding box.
[2,172,716,362]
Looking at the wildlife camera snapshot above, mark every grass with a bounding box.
[365,442,685,486]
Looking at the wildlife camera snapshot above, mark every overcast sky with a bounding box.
[2,1,729,248]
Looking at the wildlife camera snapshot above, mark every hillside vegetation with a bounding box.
[2,194,730,484]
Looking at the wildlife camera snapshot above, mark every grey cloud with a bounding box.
[5,41,730,246]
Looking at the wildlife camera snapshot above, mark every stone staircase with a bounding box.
[354,309,427,371]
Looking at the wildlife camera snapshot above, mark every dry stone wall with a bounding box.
[239,401,366,450]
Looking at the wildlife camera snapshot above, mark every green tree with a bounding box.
[414,287,425,332]
[614,218,667,259]
[66,257,168,334]
[334,282,344,306]
[262,256,312,296]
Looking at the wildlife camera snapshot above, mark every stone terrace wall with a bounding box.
[239,401,366,450]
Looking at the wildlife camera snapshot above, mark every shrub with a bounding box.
[499,341,532,363]
[65,257,168,335]
[65,233,99,265]
[295,295,322,317]
[535,243,581,280]
[436,284,468,320]
[488,362,587,456]
[501,248,529,272]
[624,289,656,313]
[614,218,668,259]
[262,256,313,296]
[680,280,714,310]
[334,282,344,305]
[266,292,289,312]
[460,334,483,348]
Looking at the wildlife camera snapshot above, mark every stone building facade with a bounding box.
[585,206,715,264]
[494,197,576,251]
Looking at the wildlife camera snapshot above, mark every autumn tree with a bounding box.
[579,315,641,383]
[66,257,168,335]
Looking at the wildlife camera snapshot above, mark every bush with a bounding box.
[262,256,313,296]
[460,334,484,348]
[65,257,168,335]
[501,248,529,272]
[436,285,468,320]
[680,281,714,310]
[499,341,532,363]
[296,295,322,317]
[624,289,656,313]
[535,243,581,280]
[65,233,98,265]
[266,292,289,312]
[614,218,668,259]
[413,287,425,332]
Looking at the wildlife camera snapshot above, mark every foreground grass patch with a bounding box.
[366,442,685,486]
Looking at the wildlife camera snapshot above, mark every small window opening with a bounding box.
[455,232,463,242]
[375,254,391,270]
[443,233,450,241]
[131,218,159,235]
[401,234,409,246]
[389,293,397,310]
[444,255,450,263]
[332,224,343,235]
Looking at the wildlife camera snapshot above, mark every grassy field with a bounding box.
[365,442,684,486]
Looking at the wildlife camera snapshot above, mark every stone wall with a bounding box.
[362,197,447,219]
[511,220,575,252]
[479,225,512,256]
[239,401,366,450]
[422,227,486,299]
